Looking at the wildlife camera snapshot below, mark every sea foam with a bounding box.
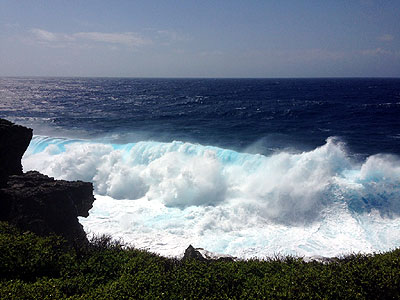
[22,135,400,258]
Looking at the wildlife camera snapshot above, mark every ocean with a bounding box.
[1,77,400,258]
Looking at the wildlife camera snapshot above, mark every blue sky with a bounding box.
[0,0,399,77]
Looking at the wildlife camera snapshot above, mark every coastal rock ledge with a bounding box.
[0,118,32,186]
[0,118,95,245]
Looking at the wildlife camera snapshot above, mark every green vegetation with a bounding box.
[1,221,400,299]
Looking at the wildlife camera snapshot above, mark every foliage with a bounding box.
[1,221,400,299]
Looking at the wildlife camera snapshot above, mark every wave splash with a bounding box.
[22,136,400,258]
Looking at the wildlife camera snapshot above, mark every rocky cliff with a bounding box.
[0,119,95,245]
[0,119,32,186]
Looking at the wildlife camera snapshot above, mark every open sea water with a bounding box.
[1,77,400,258]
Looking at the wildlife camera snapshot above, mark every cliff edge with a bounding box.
[0,119,95,245]
[0,118,32,186]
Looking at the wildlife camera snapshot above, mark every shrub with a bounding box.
[1,221,400,299]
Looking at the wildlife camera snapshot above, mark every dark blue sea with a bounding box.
[1,77,400,258]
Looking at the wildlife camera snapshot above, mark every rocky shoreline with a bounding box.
[0,118,230,260]
[0,119,95,245]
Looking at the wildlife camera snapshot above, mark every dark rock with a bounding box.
[182,245,207,262]
[0,118,96,246]
[0,119,32,186]
[0,171,95,244]
[182,245,237,262]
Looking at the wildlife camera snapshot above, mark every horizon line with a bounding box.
[1,75,399,80]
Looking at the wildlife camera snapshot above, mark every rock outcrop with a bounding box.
[0,171,95,244]
[0,118,95,245]
[182,245,208,262]
[0,119,32,186]
[182,245,236,262]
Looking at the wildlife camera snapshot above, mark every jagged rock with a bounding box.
[0,119,32,186]
[182,245,236,262]
[182,245,208,261]
[0,118,96,245]
[0,171,95,244]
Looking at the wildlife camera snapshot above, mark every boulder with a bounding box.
[182,245,208,261]
[182,245,236,262]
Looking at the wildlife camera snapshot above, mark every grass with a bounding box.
[1,221,400,299]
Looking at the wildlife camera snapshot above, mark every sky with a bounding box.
[0,0,399,78]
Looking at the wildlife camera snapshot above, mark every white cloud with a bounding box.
[73,32,150,47]
[378,34,394,42]
[29,28,151,48]
[31,28,62,42]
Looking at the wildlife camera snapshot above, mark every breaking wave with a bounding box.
[22,135,400,258]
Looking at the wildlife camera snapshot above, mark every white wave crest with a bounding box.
[22,136,400,258]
